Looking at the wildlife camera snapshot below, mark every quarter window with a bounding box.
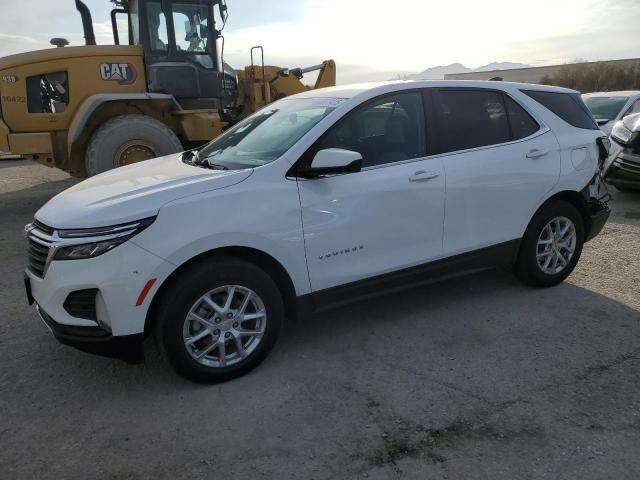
[505,96,540,140]
[435,90,511,153]
[522,90,598,130]
[318,92,426,168]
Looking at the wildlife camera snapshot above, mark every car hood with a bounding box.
[35,153,253,228]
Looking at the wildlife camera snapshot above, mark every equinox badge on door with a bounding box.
[318,245,364,261]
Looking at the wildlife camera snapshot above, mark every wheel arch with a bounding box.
[67,94,183,176]
[530,189,593,241]
[144,246,298,337]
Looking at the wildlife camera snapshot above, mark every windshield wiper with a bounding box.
[205,160,228,170]
[183,149,229,171]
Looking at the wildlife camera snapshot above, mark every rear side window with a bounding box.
[505,96,540,140]
[522,90,598,130]
[435,90,510,153]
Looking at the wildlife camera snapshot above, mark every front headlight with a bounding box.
[55,238,130,260]
[611,113,640,147]
[611,121,633,145]
[53,217,155,261]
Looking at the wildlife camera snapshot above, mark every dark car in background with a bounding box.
[602,113,640,193]
[582,91,640,135]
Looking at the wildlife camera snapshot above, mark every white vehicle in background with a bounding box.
[25,80,610,383]
[582,91,640,135]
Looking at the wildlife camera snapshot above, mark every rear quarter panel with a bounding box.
[511,89,601,228]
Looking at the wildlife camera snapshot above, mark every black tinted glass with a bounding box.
[522,90,598,130]
[505,96,540,139]
[436,90,510,153]
[319,92,426,167]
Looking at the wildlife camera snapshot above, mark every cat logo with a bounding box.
[99,63,137,85]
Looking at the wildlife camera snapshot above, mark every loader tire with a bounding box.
[85,114,183,176]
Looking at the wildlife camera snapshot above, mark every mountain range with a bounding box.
[404,62,531,80]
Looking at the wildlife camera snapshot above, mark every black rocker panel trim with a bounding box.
[296,239,521,316]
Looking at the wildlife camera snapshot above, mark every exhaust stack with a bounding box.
[75,0,96,46]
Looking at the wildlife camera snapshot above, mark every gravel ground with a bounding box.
[1,160,639,479]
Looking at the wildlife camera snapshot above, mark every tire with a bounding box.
[85,114,183,176]
[154,258,284,383]
[515,200,584,287]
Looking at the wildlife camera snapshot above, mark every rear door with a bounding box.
[429,88,561,256]
[295,91,446,292]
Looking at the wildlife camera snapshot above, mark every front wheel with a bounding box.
[155,258,284,383]
[515,200,584,287]
[85,114,183,176]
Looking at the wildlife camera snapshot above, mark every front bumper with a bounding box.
[37,305,144,363]
[603,147,640,189]
[26,239,175,362]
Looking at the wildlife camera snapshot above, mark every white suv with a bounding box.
[25,81,611,382]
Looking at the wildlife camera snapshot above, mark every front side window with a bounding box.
[318,92,426,167]
[170,2,213,68]
[146,1,169,51]
[198,98,343,169]
[435,90,510,153]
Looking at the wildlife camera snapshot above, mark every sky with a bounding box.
[0,0,639,84]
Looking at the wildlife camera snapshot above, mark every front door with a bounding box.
[295,91,446,292]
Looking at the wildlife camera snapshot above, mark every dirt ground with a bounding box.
[1,160,639,479]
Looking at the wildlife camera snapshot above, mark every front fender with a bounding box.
[66,93,181,157]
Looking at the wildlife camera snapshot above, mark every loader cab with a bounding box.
[108,0,232,110]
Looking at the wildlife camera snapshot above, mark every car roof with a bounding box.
[291,80,579,100]
[582,91,640,98]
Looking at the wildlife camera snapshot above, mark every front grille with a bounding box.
[63,289,98,321]
[26,221,55,277]
[615,152,640,175]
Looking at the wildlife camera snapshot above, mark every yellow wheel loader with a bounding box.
[0,0,336,176]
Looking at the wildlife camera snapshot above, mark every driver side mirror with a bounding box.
[299,148,363,178]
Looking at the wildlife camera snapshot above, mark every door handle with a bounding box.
[526,148,549,159]
[409,171,440,182]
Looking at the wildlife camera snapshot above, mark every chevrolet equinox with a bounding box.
[25,81,611,382]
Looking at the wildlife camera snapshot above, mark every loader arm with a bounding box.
[312,60,336,89]
[235,59,337,120]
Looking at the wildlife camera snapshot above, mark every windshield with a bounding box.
[197,97,344,169]
[582,95,629,121]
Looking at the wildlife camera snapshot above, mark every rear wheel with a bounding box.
[155,258,284,383]
[85,114,183,176]
[515,200,584,287]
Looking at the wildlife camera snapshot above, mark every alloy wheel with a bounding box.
[182,285,267,368]
[536,216,577,275]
